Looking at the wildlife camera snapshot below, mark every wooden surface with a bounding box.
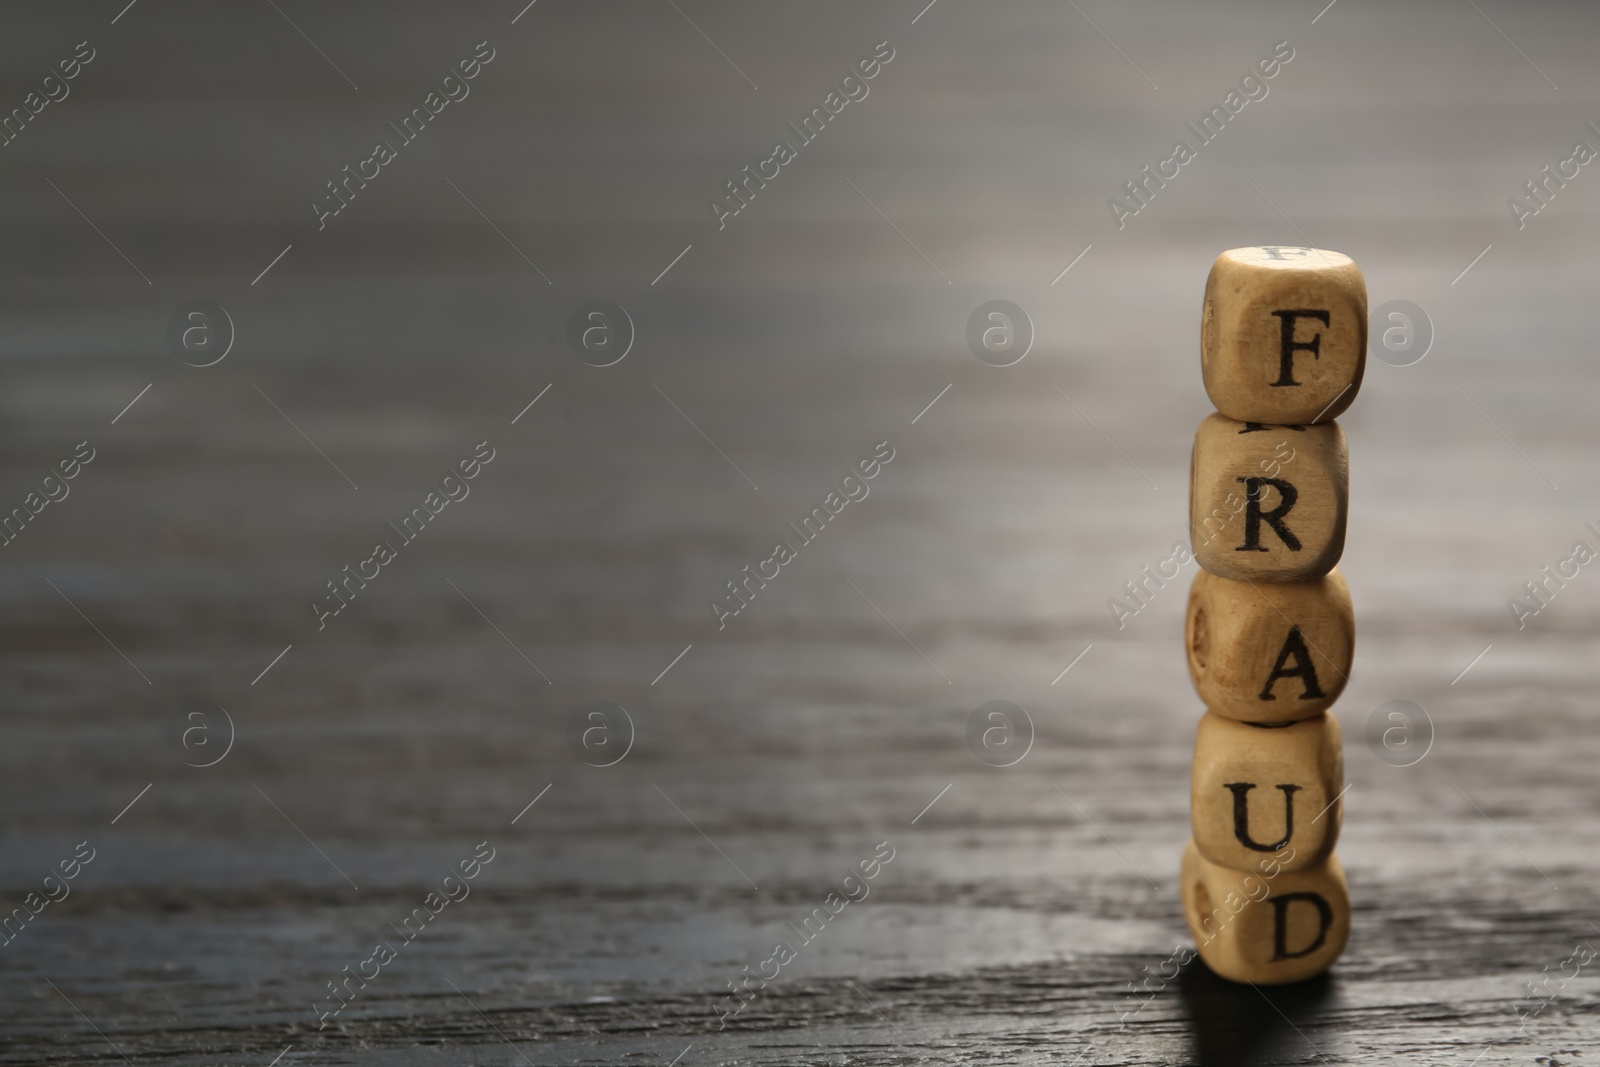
[2,1,1599,1063]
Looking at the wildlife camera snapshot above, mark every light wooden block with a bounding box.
[1180,839,1350,985]
[1191,710,1342,870]
[1185,567,1353,723]
[1190,413,1347,582]
[1201,246,1366,425]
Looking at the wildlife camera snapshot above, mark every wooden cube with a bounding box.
[1190,413,1347,582]
[1185,567,1353,723]
[1191,710,1342,871]
[1201,246,1366,425]
[1180,839,1350,985]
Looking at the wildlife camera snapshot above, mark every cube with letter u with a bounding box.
[1190,710,1343,872]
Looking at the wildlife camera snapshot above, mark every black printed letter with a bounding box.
[1225,782,1301,852]
[1235,477,1300,552]
[1269,309,1330,387]
[1259,626,1325,701]
[1269,891,1333,960]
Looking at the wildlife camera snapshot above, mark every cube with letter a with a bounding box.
[1201,246,1366,425]
[1185,567,1354,723]
[1190,710,1343,871]
[1190,413,1347,582]
[1180,839,1350,985]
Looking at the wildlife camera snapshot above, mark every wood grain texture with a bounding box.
[1185,567,1354,722]
[1190,415,1348,581]
[1181,839,1351,985]
[1191,711,1343,870]
[0,1,1598,1064]
[1201,247,1367,426]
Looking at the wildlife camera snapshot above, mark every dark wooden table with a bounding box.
[2,1,1598,1063]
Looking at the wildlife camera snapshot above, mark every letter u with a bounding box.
[1225,782,1301,851]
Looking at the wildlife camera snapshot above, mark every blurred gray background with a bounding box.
[1,1,1597,1063]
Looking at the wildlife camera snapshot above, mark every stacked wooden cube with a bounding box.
[1180,246,1366,984]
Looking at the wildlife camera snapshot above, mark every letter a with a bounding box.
[1258,626,1325,701]
[1108,196,1139,230]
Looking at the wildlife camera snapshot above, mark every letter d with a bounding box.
[1269,891,1333,960]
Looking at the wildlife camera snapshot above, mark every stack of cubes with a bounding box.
[1180,246,1366,984]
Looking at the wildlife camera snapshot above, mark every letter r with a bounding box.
[1234,476,1301,552]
